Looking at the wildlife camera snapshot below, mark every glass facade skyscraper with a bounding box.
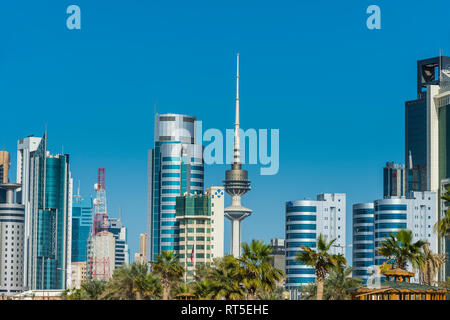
[28,134,72,290]
[71,195,92,262]
[147,113,204,262]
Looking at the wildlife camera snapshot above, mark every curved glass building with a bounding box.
[352,203,374,284]
[147,114,204,262]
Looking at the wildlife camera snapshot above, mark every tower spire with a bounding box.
[234,53,241,166]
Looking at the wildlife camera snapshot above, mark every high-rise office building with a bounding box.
[16,135,42,288]
[0,151,10,183]
[285,193,346,289]
[352,192,437,283]
[147,113,204,263]
[383,162,406,197]
[23,133,73,290]
[405,57,450,192]
[134,233,147,264]
[108,218,130,269]
[0,183,25,295]
[405,56,450,278]
[352,203,374,284]
[71,193,93,263]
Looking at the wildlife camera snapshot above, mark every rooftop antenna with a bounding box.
[439,49,443,82]
[119,205,122,222]
[233,53,241,166]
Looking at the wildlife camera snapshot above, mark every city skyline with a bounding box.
[3,1,450,262]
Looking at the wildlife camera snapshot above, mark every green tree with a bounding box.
[206,255,245,300]
[239,240,284,300]
[295,234,346,300]
[378,229,425,270]
[101,263,162,300]
[79,279,106,300]
[323,266,363,300]
[150,251,184,300]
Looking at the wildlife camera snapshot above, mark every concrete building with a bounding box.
[147,113,204,263]
[70,261,87,289]
[175,193,213,281]
[269,238,286,274]
[0,183,25,295]
[134,233,147,264]
[87,231,115,281]
[285,193,346,289]
[383,162,406,198]
[0,151,10,183]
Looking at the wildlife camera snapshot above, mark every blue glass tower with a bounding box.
[71,194,92,262]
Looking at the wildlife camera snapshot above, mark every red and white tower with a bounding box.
[88,168,113,280]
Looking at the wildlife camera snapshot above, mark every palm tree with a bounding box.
[192,280,214,300]
[419,243,446,286]
[299,283,317,300]
[323,266,363,300]
[150,251,184,300]
[207,255,245,300]
[79,279,106,300]
[295,234,346,300]
[239,240,284,300]
[378,229,425,270]
[101,263,162,300]
[435,184,450,238]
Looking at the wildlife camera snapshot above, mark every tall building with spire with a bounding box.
[224,54,252,258]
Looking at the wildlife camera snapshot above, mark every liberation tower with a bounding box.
[224,53,252,258]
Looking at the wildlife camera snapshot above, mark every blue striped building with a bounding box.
[285,194,347,289]
[352,203,374,284]
[374,198,407,266]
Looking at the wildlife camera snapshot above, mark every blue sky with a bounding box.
[1,0,450,264]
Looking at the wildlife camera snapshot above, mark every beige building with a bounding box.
[70,262,87,289]
[0,151,10,183]
[134,233,147,264]
[176,193,213,282]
